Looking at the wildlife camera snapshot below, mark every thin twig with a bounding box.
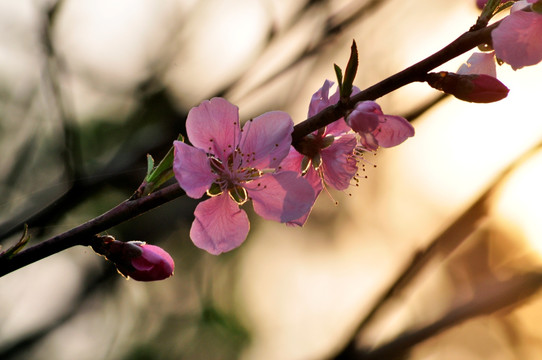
[356,271,542,359]
[334,139,542,358]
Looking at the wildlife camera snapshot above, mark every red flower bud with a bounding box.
[426,71,509,103]
[93,236,174,281]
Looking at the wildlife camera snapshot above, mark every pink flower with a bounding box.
[347,101,414,151]
[173,98,314,254]
[458,52,497,77]
[93,237,175,281]
[280,80,358,225]
[492,1,542,69]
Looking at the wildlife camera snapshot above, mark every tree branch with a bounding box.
[291,22,497,143]
[0,20,500,277]
[0,183,185,277]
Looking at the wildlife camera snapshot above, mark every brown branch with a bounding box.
[0,19,501,277]
[0,183,185,277]
[334,139,542,359]
[291,22,497,144]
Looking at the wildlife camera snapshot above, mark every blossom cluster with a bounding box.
[167,1,542,256]
[88,0,542,282]
[173,81,414,255]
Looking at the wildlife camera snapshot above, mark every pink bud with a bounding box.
[93,237,175,281]
[121,243,175,281]
[426,71,509,103]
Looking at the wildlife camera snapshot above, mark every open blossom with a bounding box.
[173,97,314,254]
[492,0,542,69]
[347,101,414,151]
[280,80,358,225]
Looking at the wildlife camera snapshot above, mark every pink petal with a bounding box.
[348,102,381,134]
[307,80,357,136]
[239,111,293,169]
[276,149,322,226]
[373,115,415,148]
[321,135,358,190]
[245,172,315,223]
[326,119,352,137]
[132,245,174,271]
[280,147,324,195]
[349,101,414,149]
[457,52,497,77]
[492,11,542,69]
[190,195,249,255]
[186,98,241,159]
[173,141,216,199]
[127,244,175,281]
[308,80,335,117]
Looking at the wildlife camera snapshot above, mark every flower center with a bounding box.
[207,151,262,204]
[296,129,335,174]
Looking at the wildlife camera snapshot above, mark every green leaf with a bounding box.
[334,64,343,90]
[146,154,155,178]
[341,40,359,104]
[142,133,184,195]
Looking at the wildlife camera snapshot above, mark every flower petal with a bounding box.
[280,147,324,194]
[492,11,542,70]
[131,244,175,280]
[186,97,241,159]
[308,80,335,117]
[239,111,293,169]
[173,141,216,199]
[321,135,358,190]
[190,195,249,255]
[246,172,315,223]
[349,102,414,150]
[457,52,497,77]
[374,115,415,148]
[307,80,357,136]
[348,102,381,134]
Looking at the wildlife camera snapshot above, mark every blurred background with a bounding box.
[1,0,542,359]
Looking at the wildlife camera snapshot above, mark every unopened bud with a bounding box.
[92,236,174,281]
[426,71,509,103]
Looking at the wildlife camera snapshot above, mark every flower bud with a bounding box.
[92,236,174,281]
[426,71,509,103]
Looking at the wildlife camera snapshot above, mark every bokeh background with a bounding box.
[1,0,542,359]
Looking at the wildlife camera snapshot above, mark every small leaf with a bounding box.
[146,154,155,179]
[341,40,359,104]
[143,133,185,194]
[334,64,343,90]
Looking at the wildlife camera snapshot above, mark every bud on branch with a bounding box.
[426,71,509,103]
[92,236,174,281]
